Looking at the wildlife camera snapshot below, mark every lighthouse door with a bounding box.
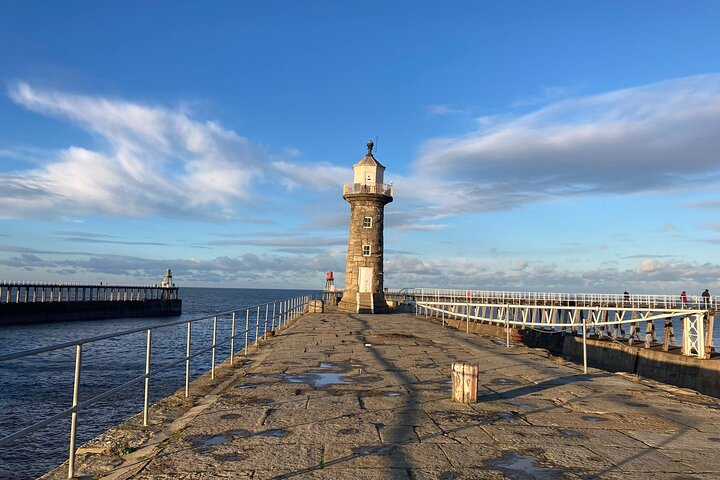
[358,267,373,293]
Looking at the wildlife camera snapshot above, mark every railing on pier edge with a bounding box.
[384,287,717,364]
[0,294,315,479]
[0,281,179,303]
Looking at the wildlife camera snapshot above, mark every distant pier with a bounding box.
[0,281,181,325]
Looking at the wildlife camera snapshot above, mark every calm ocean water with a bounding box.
[0,287,318,480]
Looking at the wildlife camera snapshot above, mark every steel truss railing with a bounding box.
[0,294,314,479]
[414,299,714,367]
[398,288,719,311]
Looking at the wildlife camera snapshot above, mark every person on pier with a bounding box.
[702,289,710,309]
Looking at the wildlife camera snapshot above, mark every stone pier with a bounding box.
[51,310,720,479]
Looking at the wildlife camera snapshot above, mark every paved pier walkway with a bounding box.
[111,311,720,479]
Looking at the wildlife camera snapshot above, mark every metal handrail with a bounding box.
[0,293,315,478]
[414,298,713,363]
[342,182,394,197]
[408,288,718,310]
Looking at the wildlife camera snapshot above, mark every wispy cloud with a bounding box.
[385,254,720,294]
[0,245,344,286]
[426,104,465,116]
[1,83,347,221]
[209,236,345,247]
[405,74,720,214]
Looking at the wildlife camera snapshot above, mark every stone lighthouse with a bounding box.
[338,140,393,313]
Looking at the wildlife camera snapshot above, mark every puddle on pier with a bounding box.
[581,415,608,423]
[489,452,565,479]
[259,428,288,437]
[384,391,402,397]
[626,402,649,408]
[558,429,583,439]
[493,378,521,386]
[708,404,720,410]
[491,340,514,348]
[225,428,289,439]
[188,434,232,447]
[280,372,347,388]
[235,381,274,390]
[220,413,242,420]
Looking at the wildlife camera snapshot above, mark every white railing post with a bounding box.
[264,304,269,339]
[244,309,250,354]
[255,306,260,346]
[211,316,217,379]
[143,329,151,426]
[67,344,82,479]
[185,321,191,397]
[230,311,236,365]
[272,302,277,331]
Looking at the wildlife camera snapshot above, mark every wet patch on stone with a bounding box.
[420,363,439,369]
[279,372,347,388]
[496,412,520,421]
[557,429,583,439]
[187,434,232,447]
[493,378,521,386]
[489,452,565,479]
[666,408,682,413]
[227,429,252,438]
[220,413,242,420]
[581,415,608,423]
[259,428,288,437]
[235,381,274,390]
[438,473,461,480]
[708,404,720,410]
[626,402,649,408]
[352,444,397,456]
[238,397,274,406]
[348,374,384,384]
[212,452,242,462]
[384,391,403,397]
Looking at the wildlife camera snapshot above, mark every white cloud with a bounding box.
[426,104,464,116]
[406,74,720,213]
[2,83,345,220]
[385,254,720,294]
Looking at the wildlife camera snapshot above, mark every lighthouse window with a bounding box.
[363,216,372,228]
[366,173,373,182]
[362,245,371,256]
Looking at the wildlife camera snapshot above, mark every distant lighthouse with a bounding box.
[338,140,393,313]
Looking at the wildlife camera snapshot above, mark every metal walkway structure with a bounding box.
[386,288,716,361]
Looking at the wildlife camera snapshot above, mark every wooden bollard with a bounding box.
[451,362,478,403]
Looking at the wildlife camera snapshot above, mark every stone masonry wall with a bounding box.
[339,193,391,310]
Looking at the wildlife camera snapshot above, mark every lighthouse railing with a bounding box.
[342,182,393,197]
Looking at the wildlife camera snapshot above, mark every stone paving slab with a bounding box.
[96,311,720,479]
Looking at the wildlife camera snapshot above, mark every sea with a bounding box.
[0,287,318,480]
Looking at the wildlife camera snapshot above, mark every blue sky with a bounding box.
[2,1,720,293]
